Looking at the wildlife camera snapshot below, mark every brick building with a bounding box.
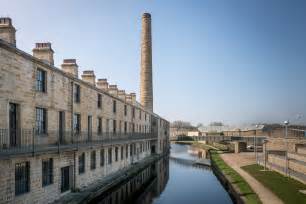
[0,14,169,204]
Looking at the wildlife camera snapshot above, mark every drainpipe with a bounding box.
[71,81,77,191]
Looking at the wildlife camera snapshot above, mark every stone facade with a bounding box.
[0,14,169,204]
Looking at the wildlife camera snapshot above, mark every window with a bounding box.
[113,120,116,133]
[97,117,102,134]
[124,105,127,116]
[115,147,118,162]
[15,162,30,195]
[132,123,135,133]
[132,107,135,118]
[126,145,128,158]
[121,146,124,160]
[36,107,47,134]
[73,113,81,134]
[145,114,147,121]
[42,158,53,186]
[36,68,46,92]
[139,110,141,120]
[113,100,116,113]
[79,153,85,174]
[130,144,133,156]
[74,84,80,103]
[97,94,102,108]
[124,122,127,134]
[108,148,112,164]
[100,149,105,167]
[91,151,96,170]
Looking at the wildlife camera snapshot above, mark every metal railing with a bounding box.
[0,129,156,157]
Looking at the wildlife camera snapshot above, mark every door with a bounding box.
[61,166,71,193]
[88,116,92,142]
[9,103,19,147]
[59,111,65,144]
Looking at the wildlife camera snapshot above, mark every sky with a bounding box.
[1,0,306,126]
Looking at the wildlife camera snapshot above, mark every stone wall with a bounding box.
[0,140,152,204]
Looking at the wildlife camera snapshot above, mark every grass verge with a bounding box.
[210,151,262,204]
[242,164,306,204]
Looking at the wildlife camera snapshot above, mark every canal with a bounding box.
[91,143,232,204]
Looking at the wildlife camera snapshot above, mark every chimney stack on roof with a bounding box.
[109,85,118,96]
[96,79,109,92]
[118,90,126,100]
[33,42,54,65]
[81,70,96,86]
[61,59,78,78]
[0,17,16,46]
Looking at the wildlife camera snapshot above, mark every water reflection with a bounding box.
[91,144,232,204]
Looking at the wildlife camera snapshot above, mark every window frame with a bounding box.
[15,161,30,196]
[78,153,85,174]
[42,158,53,187]
[90,151,96,170]
[35,107,47,135]
[36,68,47,92]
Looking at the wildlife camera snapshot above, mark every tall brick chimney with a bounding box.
[0,18,16,46]
[33,42,54,65]
[81,70,96,86]
[61,59,78,78]
[140,13,153,112]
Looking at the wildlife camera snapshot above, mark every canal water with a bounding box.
[92,143,232,204]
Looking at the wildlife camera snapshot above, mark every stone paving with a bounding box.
[221,152,283,204]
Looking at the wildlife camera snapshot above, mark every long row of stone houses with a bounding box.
[0,13,169,204]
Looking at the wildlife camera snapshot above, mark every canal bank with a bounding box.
[56,143,234,204]
[54,152,169,204]
[175,141,262,204]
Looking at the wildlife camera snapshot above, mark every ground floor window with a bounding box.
[100,149,105,166]
[108,148,112,164]
[15,162,30,195]
[79,153,85,174]
[61,166,71,193]
[42,158,53,186]
[115,147,118,162]
[91,151,96,170]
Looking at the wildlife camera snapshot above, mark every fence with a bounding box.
[185,135,267,145]
[0,129,156,157]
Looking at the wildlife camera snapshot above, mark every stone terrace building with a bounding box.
[0,14,169,204]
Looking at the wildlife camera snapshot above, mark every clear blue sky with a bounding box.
[2,0,306,125]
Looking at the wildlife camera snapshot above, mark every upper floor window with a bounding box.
[139,110,141,120]
[124,122,127,133]
[113,120,117,133]
[36,107,47,135]
[124,105,127,116]
[74,84,81,103]
[73,113,81,134]
[42,158,53,187]
[15,162,30,196]
[36,68,47,92]
[97,94,102,108]
[97,117,102,134]
[132,107,135,118]
[79,153,85,174]
[145,114,147,121]
[113,100,116,113]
